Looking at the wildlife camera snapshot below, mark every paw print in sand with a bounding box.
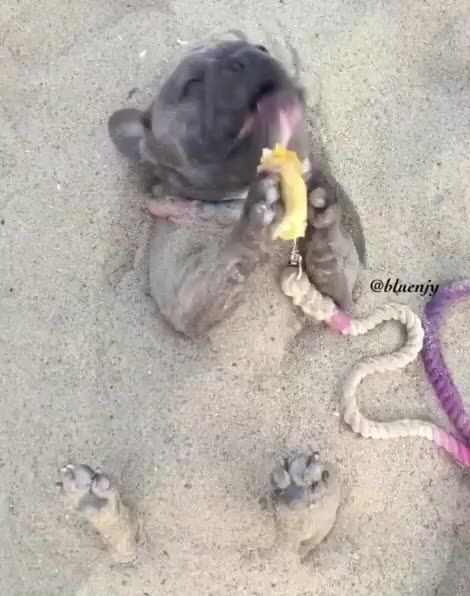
[269,452,340,560]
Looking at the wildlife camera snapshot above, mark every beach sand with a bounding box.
[1,0,470,594]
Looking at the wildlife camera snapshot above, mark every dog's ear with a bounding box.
[108,108,149,159]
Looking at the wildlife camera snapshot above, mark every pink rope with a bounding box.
[323,278,470,467]
[281,264,470,466]
[325,311,352,334]
[432,427,470,467]
[421,280,470,455]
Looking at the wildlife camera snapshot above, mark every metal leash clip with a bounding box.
[288,239,303,280]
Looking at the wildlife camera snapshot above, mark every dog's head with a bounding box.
[149,40,308,198]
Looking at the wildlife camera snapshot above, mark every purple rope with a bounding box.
[421,280,470,444]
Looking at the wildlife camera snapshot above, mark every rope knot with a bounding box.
[281,266,337,323]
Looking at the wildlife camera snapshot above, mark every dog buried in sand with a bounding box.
[108,36,364,338]
[57,36,356,562]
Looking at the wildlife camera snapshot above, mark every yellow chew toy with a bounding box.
[257,143,307,241]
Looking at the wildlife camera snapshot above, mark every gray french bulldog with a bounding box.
[108,37,362,337]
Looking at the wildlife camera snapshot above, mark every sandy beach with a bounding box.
[1,0,470,594]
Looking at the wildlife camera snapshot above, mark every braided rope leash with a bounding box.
[280,246,470,466]
[421,280,470,446]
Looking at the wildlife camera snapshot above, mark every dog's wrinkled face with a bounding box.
[149,40,307,198]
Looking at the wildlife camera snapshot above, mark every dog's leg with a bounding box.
[270,452,340,561]
[60,464,138,560]
[148,171,282,337]
[302,184,360,312]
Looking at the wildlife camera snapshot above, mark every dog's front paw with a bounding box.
[304,186,360,312]
[240,171,283,235]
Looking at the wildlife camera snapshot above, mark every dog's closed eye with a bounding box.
[181,76,204,99]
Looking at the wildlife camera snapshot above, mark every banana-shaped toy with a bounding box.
[257,143,307,241]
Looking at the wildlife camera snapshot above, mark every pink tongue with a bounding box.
[277,105,302,147]
[255,93,303,146]
[278,110,292,146]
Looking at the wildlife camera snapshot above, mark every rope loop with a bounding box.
[281,265,470,466]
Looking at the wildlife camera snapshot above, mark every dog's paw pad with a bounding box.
[270,451,333,510]
[245,172,281,229]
